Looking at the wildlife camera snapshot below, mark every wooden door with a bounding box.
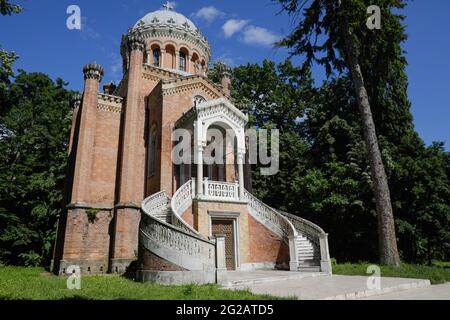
[211,219,235,270]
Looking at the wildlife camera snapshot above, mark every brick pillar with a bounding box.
[56,63,107,275]
[71,63,103,204]
[220,68,232,97]
[111,33,145,274]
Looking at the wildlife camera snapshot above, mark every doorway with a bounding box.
[211,219,236,270]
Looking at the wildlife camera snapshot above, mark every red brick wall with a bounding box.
[62,208,113,262]
[180,205,194,227]
[89,108,121,204]
[248,215,290,265]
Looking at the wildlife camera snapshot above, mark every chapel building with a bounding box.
[52,3,331,284]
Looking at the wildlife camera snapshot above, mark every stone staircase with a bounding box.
[138,179,331,284]
[296,236,321,272]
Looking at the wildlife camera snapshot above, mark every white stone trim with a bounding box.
[208,211,241,270]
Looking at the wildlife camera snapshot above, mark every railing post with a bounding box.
[234,181,239,201]
[191,178,196,199]
[215,235,228,284]
[237,152,245,200]
[319,233,332,274]
[289,235,299,271]
[203,177,209,198]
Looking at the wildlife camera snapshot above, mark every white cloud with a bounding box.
[166,1,177,10]
[222,19,249,38]
[109,53,122,82]
[80,16,101,40]
[240,25,280,47]
[193,6,223,23]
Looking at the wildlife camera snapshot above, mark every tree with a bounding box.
[232,59,315,206]
[0,0,22,15]
[1,0,22,107]
[277,0,403,266]
[0,71,73,266]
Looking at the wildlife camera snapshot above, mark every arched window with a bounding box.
[153,48,161,67]
[179,51,186,71]
[148,129,157,176]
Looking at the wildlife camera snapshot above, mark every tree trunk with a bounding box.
[340,12,401,267]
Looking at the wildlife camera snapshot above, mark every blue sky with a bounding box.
[0,0,448,148]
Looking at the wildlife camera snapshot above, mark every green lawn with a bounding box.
[0,267,283,300]
[333,262,450,284]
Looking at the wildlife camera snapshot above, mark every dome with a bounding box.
[126,3,211,72]
[134,9,197,32]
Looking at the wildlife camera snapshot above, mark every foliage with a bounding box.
[333,261,450,284]
[0,0,22,99]
[0,71,73,266]
[86,208,100,223]
[0,267,286,300]
[207,61,231,84]
[0,0,22,16]
[232,58,449,263]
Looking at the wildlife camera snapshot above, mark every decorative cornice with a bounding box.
[97,93,123,114]
[196,98,248,127]
[142,72,163,82]
[115,202,141,210]
[176,97,248,129]
[161,76,226,99]
[83,63,104,81]
[142,64,184,81]
[97,104,122,113]
[66,202,114,210]
[98,93,123,104]
[140,27,210,60]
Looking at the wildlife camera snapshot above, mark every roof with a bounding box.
[134,9,198,32]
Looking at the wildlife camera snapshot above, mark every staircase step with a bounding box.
[298,257,320,262]
[298,266,321,272]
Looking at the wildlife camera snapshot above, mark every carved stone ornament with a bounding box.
[127,32,145,52]
[83,62,104,81]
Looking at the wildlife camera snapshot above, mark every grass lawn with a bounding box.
[333,262,450,284]
[0,267,284,300]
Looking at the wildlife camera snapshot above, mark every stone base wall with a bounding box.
[136,270,216,285]
[58,208,113,275]
[59,259,108,275]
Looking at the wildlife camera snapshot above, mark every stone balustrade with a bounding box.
[203,179,240,201]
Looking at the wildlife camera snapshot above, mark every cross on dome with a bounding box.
[162,1,174,11]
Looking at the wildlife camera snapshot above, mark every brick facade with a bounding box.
[54,6,288,276]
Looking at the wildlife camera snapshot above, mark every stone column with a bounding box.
[186,54,191,73]
[160,48,166,68]
[175,51,180,70]
[111,32,145,274]
[215,235,228,284]
[145,50,151,65]
[237,151,245,199]
[196,145,203,196]
[289,235,299,271]
[319,233,332,274]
